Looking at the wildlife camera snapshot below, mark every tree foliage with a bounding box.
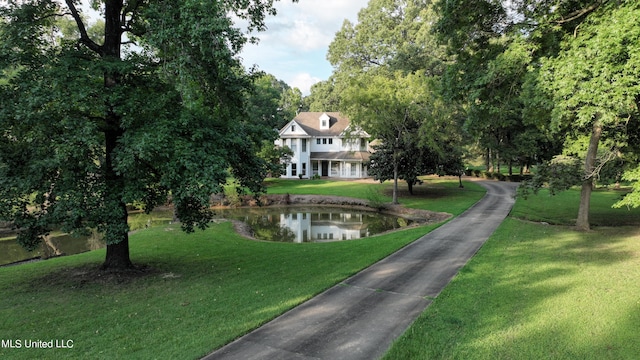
[325,0,462,203]
[437,0,640,230]
[246,73,303,131]
[0,0,296,269]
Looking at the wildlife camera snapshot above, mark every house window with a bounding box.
[328,138,333,145]
[322,119,327,128]
[322,138,327,144]
[291,163,297,177]
[291,125,295,132]
[316,139,321,145]
[302,139,307,152]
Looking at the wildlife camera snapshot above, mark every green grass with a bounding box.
[0,177,481,359]
[384,189,640,359]
[265,177,486,216]
[512,187,640,226]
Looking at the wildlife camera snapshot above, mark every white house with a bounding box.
[276,112,371,179]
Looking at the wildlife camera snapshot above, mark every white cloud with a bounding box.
[289,73,322,95]
[240,0,369,89]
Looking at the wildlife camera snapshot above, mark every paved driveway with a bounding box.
[204,181,519,360]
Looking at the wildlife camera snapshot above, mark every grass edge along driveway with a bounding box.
[383,188,640,360]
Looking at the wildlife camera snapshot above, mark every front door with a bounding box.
[321,161,329,177]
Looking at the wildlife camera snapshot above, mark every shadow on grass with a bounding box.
[384,220,640,359]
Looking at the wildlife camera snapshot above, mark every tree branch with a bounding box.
[64,0,103,55]
[555,1,607,25]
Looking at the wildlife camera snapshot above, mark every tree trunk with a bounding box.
[392,158,399,205]
[101,0,132,270]
[576,120,602,231]
[485,148,491,172]
[407,180,414,195]
[102,236,132,269]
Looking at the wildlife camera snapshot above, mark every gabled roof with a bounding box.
[278,119,310,137]
[285,112,350,137]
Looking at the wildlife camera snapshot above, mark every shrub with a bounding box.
[365,185,387,210]
[223,179,243,207]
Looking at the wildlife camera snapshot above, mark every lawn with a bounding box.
[0,177,480,359]
[265,177,486,216]
[383,187,640,359]
[511,186,640,226]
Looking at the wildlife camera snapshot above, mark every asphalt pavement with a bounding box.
[203,181,520,360]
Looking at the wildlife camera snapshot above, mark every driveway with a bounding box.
[204,181,519,360]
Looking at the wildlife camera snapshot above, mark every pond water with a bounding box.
[0,210,174,267]
[213,206,413,243]
[0,207,411,266]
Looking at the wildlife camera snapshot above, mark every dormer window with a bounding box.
[319,113,331,130]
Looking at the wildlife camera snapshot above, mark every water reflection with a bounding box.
[0,230,105,266]
[0,210,173,266]
[216,207,412,243]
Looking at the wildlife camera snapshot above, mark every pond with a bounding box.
[0,210,175,267]
[0,207,412,266]
[213,206,413,243]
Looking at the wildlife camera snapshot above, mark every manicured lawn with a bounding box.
[265,177,486,216]
[0,178,481,359]
[383,188,640,359]
[512,187,640,226]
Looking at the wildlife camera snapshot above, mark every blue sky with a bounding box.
[239,0,370,94]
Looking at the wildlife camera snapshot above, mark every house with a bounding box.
[276,112,371,179]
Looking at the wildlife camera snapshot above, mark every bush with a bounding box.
[223,179,242,207]
[365,185,387,210]
[492,172,506,181]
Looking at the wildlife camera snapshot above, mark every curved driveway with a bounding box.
[204,181,519,360]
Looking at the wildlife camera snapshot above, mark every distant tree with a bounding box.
[279,86,304,122]
[327,0,462,204]
[304,77,343,112]
[246,73,303,130]
[0,0,296,270]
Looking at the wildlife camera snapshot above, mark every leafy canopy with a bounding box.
[0,1,296,265]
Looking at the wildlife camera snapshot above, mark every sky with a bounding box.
[80,0,370,95]
[239,0,370,94]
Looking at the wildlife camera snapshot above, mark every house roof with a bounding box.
[281,112,351,137]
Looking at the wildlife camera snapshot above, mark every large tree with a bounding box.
[0,0,296,270]
[437,0,640,230]
[327,0,461,203]
[535,1,640,229]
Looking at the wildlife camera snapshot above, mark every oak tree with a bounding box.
[0,0,296,269]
